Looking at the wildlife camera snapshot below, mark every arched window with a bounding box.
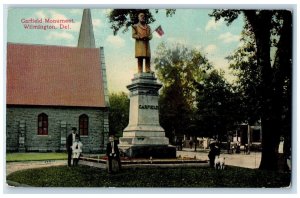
[79,114,89,136]
[38,113,48,135]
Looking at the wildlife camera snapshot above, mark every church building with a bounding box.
[6,9,110,153]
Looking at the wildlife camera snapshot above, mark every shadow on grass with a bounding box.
[7,165,291,188]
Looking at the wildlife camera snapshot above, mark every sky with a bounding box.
[7,7,244,93]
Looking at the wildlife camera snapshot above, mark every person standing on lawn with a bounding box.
[66,127,80,167]
[208,141,220,168]
[106,135,121,173]
[72,136,83,166]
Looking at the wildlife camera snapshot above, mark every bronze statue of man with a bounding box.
[132,12,153,73]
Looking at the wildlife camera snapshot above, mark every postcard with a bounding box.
[5,6,293,192]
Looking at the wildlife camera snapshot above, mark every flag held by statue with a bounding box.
[155,25,164,36]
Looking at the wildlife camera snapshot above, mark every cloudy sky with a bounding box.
[7,8,244,93]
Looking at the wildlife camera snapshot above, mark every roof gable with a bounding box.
[7,43,106,107]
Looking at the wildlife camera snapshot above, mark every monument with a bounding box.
[118,11,176,158]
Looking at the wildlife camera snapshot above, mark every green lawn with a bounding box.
[6,152,68,162]
[6,165,291,187]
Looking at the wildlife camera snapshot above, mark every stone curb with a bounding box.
[79,159,210,169]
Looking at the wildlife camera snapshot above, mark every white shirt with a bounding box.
[111,141,115,154]
[72,133,76,143]
[278,141,284,154]
[72,141,83,159]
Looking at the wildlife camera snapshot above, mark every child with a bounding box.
[72,136,83,166]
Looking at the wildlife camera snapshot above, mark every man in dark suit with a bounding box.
[106,135,121,173]
[66,127,80,167]
[208,141,220,168]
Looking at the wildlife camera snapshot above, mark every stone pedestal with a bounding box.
[119,73,176,158]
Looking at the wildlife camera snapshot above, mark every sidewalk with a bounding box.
[177,148,261,169]
[6,160,66,176]
[6,149,261,176]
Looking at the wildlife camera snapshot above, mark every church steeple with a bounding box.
[77,9,95,48]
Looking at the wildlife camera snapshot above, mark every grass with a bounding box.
[6,165,291,188]
[6,152,68,162]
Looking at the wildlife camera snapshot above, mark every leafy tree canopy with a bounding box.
[153,42,211,140]
[109,92,130,137]
[195,69,240,139]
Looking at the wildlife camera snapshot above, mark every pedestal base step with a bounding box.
[122,145,176,158]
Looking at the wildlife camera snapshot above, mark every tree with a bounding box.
[107,9,175,35]
[154,42,211,142]
[109,92,130,138]
[211,10,292,170]
[227,24,262,125]
[195,69,241,141]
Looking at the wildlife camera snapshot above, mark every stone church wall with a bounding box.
[6,106,109,153]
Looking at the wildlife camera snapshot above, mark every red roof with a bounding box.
[7,43,106,107]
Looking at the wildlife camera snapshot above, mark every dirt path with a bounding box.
[6,160,67,176]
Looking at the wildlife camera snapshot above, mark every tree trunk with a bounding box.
[244,11,280,170]
[272,11,292,171]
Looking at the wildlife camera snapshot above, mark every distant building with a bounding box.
[229,123,262,150]
[6,9,109,152]
[232,124,261,144]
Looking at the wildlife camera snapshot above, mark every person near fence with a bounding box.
[66,127,80,167]
[106,135,121,173]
